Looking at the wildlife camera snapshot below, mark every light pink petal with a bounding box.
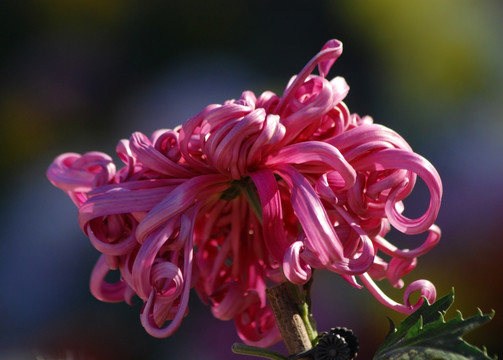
[283,241,312,285]
[318,39,344,77]
[280,77,336,145]
[115,139,136,181]
[247,114,286,167]
[327,123,412,156]
[207,108,265,179]
[276,39,343,113]
[267,141,356,190]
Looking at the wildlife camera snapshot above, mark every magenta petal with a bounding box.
[79,181,180,230]
[130,132,193,178]
[359,273,436,314]
[276,39,343,113]
[90,255,128,303]
[352,148,442,234]
[47,152,115,206]
[250,169,290,263]
[234,305,281,347]
[318,39,344,77]
[374,224,441,259]
[283,241,312,285]
[274,164,344,265]
[266,141,356,190]
[136,174,228,243]
[139,206,197,338]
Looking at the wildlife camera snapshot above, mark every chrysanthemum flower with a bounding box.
[47,39,442,347]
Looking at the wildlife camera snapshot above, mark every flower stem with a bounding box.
[232,343,287,360]
[266,283,313,359]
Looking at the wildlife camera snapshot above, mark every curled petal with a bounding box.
[47,152,115,206]
[139,206,197,338]
[374,224,441,259]
[387,257,418,288]
[280,77,336,145]
[86,215,138,256]
[328,124,412,155]
[352,149,442,234]
[90,255,129,303]
[283,241,312,285]
[130,132,193,178]
[207,108,265,179]
[151,261,184,301]
[318,39,344,77]
[116,139,136,181]
[247,114,286,166]
[277,39,343,113]
[359,273,436,314]
[403,279,436,310]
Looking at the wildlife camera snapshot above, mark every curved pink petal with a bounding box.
[139,206,197,338]
[373,224,441,259]
[136,174,229,243]
[266,141,356,190]
[276,39,343,113]
[280,77,336,145]
[47,152,115,206]
[283,241,312,285]
[359,273,436,314]
[130,132,194,178]
[79,181,180,230]
[86,215,138,256]
[90,255,129,303]
[274,164,344,265]
[386,257,418,288]
[352,148,442,234]
[249,169,290,263]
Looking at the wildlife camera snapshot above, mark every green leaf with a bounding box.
[373,289,496,360]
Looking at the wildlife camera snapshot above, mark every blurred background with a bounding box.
[1,0,502,359]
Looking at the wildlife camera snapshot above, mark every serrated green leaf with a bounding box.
[373,289,496,360]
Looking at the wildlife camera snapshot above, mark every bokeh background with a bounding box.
[1,1,502,359]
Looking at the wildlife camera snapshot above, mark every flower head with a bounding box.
[47,39,442,347]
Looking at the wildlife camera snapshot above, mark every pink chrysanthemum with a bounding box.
[47,39,442,347]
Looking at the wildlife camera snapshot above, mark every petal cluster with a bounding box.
[47,40,442,346]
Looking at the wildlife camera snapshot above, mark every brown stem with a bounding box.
[266,283,312,359]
